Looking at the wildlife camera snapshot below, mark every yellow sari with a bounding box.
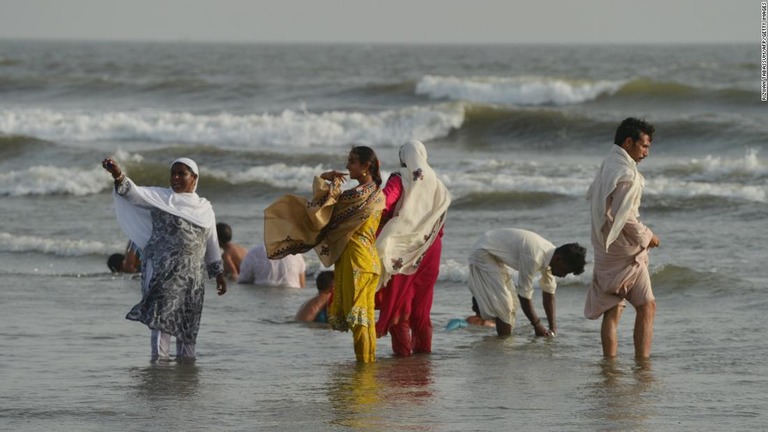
[264,176,384,362]
[328,210,382,362]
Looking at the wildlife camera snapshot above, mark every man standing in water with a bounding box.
[585,117,661,358]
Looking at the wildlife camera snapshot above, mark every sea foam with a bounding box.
[0,164,110,196]
[0,232,120,256]
[0,104,465,148]
[416,75,623,106]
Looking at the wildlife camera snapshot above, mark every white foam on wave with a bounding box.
[0,164,111,196]
[677,149,767,180]
[0,232,121,256]
[0,104,464,147]
[443,171,592,198]
[416,75,623,106]
[437,158,594,198]
[647,177,766,203]
[439,156,768,204]
[4,150,763,203]
[646,150,767,203]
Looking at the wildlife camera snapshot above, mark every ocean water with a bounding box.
[0,40,766,431]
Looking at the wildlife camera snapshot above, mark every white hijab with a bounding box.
[587,145,644,252]
[376,140,451,287]
[112,158,215,249]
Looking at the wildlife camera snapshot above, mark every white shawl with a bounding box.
[587,145,644,252]
[112,159,215,249]
[376,140,451,287]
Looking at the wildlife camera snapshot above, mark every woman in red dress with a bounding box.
[375,140,451,356]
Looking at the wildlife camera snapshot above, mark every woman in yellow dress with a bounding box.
[264,146,384,362]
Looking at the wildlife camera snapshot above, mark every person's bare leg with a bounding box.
[495,318,512,336]
[601,305,623,357]
[634,300,656,358]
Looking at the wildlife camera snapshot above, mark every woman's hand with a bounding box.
[102,157,123,179]
[320,170,348,182]
[216,273,227,296]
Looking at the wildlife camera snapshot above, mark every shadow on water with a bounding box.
[327,356,435,431]
[581,357,661,430]
[130,360,201,402]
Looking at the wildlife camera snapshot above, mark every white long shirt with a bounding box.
[470,228,557,299]
[237,244,306,288]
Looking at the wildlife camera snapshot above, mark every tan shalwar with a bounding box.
[585,181,655,319]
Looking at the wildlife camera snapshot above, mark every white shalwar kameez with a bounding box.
[467,228,557,328]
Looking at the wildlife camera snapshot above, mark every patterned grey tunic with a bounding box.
[118,181,223,344]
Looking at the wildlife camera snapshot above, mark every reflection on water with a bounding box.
[130,361,201,403]
[328,356,435,430]
[584,358,660,429]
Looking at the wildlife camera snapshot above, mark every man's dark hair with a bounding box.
[614,117,655,145]
[554,243,587,275]
[316,270,335,292]
[107,253,125,272]
[216,223,232,245]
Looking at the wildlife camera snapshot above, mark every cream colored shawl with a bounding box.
[264,176,384,267]
[112,158,214,250]
[376,140,451,287]
[587,145,644,252]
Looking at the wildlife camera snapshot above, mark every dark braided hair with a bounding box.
[350,145,382,186]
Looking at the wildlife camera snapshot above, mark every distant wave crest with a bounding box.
[416,74,624,106]
[0,165,110,197]
[415,75,754,107]
[0,232,119,256]
[0,104,465,147]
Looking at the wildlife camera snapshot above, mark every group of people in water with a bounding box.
[102,117,660,363]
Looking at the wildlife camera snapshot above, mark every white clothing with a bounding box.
[238,244,306,288]
[150,329,195,359]
[112,177,216,252]
[376,140,451,287]
[587,145,644,251]
[468,229,556,325]
[468,249,521,325]
[470,228,557,298]
[172,157,199,176]
[113,178,220,267]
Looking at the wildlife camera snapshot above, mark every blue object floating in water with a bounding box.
[446,318,468,330]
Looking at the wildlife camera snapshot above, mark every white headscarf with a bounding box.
[112,158,215,249]
[172,157,199,192]
[376,140,451,287]
[587,145,644,252]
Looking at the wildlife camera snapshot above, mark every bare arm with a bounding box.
[295,295,328,322]
[542,292,556,334]
[518,295,549,336]
[222,253,239,281]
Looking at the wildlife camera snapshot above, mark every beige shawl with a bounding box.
[587,145,644,252]
[264,176,384,267]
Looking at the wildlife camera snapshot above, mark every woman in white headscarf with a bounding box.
[375,140,451,356]
[102,156,226,361]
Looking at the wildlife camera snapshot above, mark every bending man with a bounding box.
[468,228,586,337]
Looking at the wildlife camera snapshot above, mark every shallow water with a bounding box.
[1,270,764,431]
[1,40,766,430]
